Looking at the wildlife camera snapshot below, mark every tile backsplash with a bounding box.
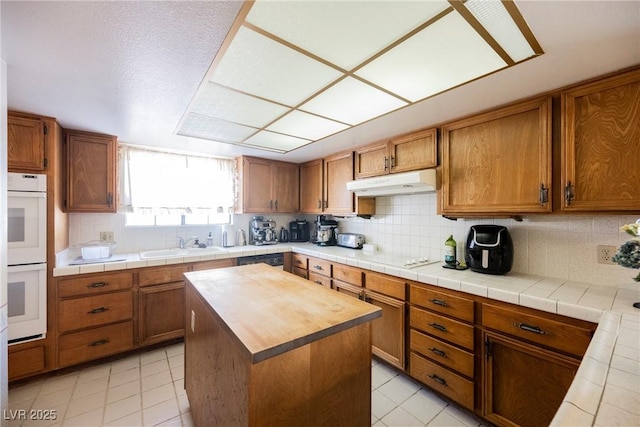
[337,194,638,288]
[67,193,639,288]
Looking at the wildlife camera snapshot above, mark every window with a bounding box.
[119,146,235,226]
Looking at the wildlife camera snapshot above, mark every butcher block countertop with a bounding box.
[183,263,381,363]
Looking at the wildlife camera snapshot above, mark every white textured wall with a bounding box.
[338,193,639,287]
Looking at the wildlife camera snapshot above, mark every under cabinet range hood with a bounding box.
[346,169,437,197]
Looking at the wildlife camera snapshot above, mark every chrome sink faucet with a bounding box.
[178,236,201,249]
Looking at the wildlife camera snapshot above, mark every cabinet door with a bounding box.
[66,130,117,212]
[8,343,45,381]
[390,128,437,174]
[365,290,405,369]
[239,157,272,213]
[272,161,299,213]
[483,331,579,427]
[138,282,185,346]
[441,97,552,215]
[354,142,388,178]
[8,115,46,172]
[324,151,354,214]
[561,69,640,211]
[299,159,324,213]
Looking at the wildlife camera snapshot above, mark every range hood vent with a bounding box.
[346,169,437,197]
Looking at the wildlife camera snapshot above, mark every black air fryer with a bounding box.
[465,225,513,275]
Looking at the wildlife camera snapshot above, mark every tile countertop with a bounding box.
[54,242,640,426]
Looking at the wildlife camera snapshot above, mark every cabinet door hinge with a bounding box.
[564,181,575,205]
[43,124,48,135]
[539,183,548,206]
[485,338,492,359]
[43,158,48,168]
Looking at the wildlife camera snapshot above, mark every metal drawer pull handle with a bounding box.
[429,348,447,358]
[429,374,448,387]
[515,322,546,335]
[87,282,107,288]
[430,298,448,307]
[314,280,323,285]
[313,265,323,270]
[89,339,110,347]
[88,307,109,314]
[429,322,447,332]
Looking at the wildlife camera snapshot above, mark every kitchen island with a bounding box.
[183,263,382,427]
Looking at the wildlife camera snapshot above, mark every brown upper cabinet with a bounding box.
[355,128,437,179]
[323,151,356,215]
[440,96,553,216]
[8,113,47,172]
[65,129,117,213]
[236,156,299,214]
[299,158,324,214]
[561,68,640,212]
[298,152,375,217]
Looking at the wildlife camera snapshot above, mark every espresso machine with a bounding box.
[249,216,278,245]
[315,215,338,246]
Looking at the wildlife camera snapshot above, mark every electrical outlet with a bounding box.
[597,245,617,265]
[100,231,114,243]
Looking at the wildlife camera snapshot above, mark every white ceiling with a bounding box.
[2,1,639,163]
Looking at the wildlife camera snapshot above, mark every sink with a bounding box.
[139,247,224,259]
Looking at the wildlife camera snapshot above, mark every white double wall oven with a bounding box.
[7,172,47,344]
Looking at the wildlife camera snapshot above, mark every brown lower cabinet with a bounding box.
[138,282,185,346]
[9,258,236,382]
[482,331,580,427]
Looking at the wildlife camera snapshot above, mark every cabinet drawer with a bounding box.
[308,272,332,288]
[59,291,133,332]
[8,346,45,380]
[58,272,133,298]
[409,284,474,323]
[409,306,474,350]
[366,271,404,300]
[191,258,235,271]
[482,304,594,357]
[292,266,308,279]
[410,329,474,378]
[308,257,332,277]
[332,263,362,286]
[292,253,308,269]
[334,280,363,300]
[58,321,134,367]
[409,352,474,411]
[139,264,189,287]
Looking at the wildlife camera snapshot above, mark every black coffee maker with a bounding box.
[465,225,513,274]
[289,219,309,242]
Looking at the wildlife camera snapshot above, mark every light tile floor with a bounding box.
[7,343,489,427]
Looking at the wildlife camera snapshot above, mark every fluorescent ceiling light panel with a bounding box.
[190,83,290,128]
[177,0,543,153]
[177,113,257,143]
[246,0,451,70]
[299,77,408,125]
[209,26,342,106]
[465,0,536,62]
[356,11,507,102]
[266,110,350,141]
[243,130,311,152]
